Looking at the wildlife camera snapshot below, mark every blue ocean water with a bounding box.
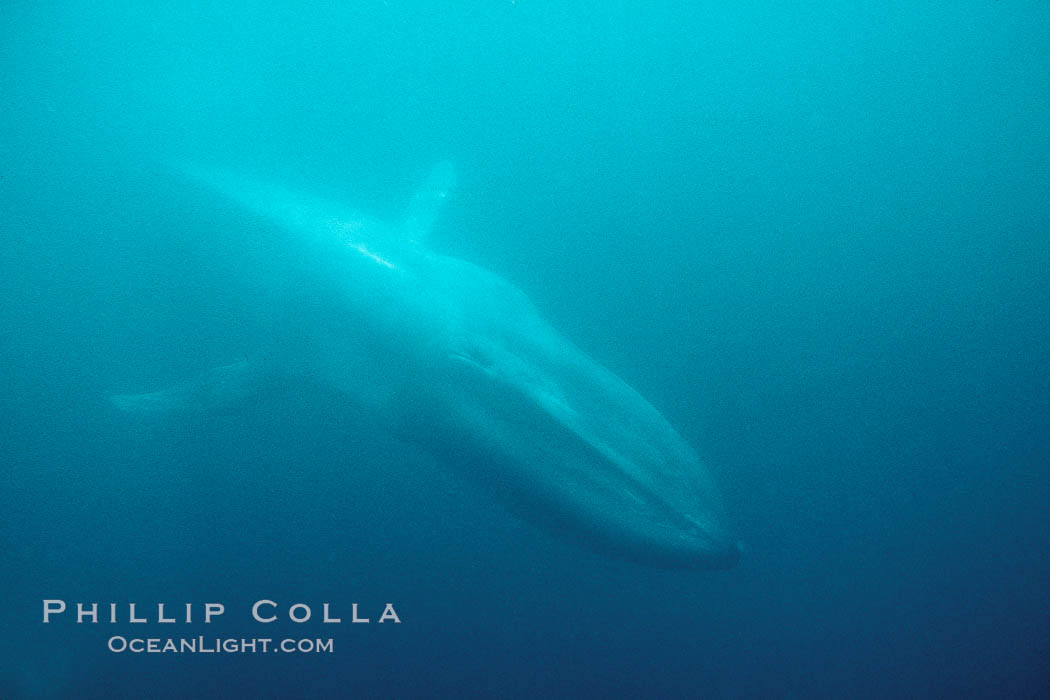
[2,1,1049,697]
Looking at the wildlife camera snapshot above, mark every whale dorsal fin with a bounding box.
[402,161,456,244]
[176,160,454,253]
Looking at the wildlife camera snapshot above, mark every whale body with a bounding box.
[113,163,740,569]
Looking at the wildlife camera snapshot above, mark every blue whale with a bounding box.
[112,163,740,569]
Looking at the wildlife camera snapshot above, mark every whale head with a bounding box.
[412,261,740,570]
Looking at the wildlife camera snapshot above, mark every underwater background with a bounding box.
[2,1,1049,697]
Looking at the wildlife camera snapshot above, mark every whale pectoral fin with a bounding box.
[110,359,273,416]
[402,161,456,243]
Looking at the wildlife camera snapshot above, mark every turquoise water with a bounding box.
[3,1,1049,697]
